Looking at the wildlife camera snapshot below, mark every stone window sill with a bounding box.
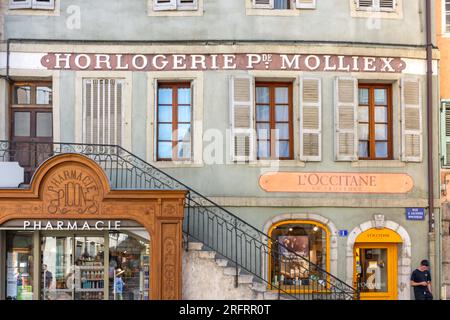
[351,160,406,168]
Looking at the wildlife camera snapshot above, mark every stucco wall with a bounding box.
[2,0,429,45]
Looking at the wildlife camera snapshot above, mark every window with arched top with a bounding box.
[268,220,330,292]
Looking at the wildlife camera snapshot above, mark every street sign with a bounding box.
[339,230,348,237]
[406,208,425,221]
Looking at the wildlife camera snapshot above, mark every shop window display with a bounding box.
[270,222,328,291]
[108,231,150,300]
[6,232,34,300]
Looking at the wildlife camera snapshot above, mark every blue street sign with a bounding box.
[339,230,348,237]
[406,208,425,221]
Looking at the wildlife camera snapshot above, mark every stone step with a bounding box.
[223,267,241,276]
[251,282,267,293]
[187,242,203,251]
[263,292,280,300]
[238,274,254,284]
[215,259,229,267]
[198,250,216,259]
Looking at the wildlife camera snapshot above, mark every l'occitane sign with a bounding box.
[259,172,414,194]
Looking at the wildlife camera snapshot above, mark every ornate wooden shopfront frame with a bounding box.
[0,153,186,300]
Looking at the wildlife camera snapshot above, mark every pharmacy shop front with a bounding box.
[0,154,186,300]
[1,220,150,300]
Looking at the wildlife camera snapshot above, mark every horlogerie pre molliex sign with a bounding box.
[39,53,407,72]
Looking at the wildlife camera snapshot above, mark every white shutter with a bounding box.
[442,102,450,167]
[83,79,124,146]
[357,0,395,11]
[31,0,54,9]
[230,76,255,162]
[379,0,396,11]
[253,0,274,9]
[296,0,316,9]
[401,78,422,162]
[300,77,321,161]
[9,0,32,9]
[334,77,358,161]
[177,0,198,10]
[154,0,177,11]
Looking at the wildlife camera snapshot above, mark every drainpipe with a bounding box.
[425,0,434,234]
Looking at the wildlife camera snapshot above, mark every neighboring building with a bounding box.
[0,0,441,300]
[437,0,450,301]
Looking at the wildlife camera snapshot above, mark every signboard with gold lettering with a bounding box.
[259,172,414,194]
[355,228,403,243]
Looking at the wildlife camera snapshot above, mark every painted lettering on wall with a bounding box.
[40,53,407,73]
[259,172,414,193]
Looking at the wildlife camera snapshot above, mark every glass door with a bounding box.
[354,243,398,300]
[41,236,73,300]
[40,234,106,300]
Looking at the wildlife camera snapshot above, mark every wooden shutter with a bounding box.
[154,0,177,11]
[379,0,396,11]
[300,77,321,161]
[230,76,255,162]
[9,0,32,9]
[401,78,422,162]
[83,79,124,146]
[253,0,274,9]
[31,0,55,9]
[357,0,374,9]
[296,0,316,9]
[334,77,358,161]
[177,0,198,10]
[442,102,450,167]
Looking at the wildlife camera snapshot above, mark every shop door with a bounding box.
[40,235,106,300]
[10,83,53,184]
[354,243,398,300]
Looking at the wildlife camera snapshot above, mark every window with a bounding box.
[82,79,124,145]
[157,83,192,161]
[9,0,55,10]
[153,0,198,11]
[356,0,396,12]
[269,221,329,291]
[357,84,392,160]
[444,1,450,33]
[252,0,316,10]
[255,82,293,160]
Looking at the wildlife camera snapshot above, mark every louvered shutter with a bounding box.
[296,0,316,9]
[230,76,255,162]
[300,77,321,161]
[379,0,395,11]
[31,0,54,9]
[357,0,374,9]
[83,79,124,146]
[177,0,197,10]
[334,77,358,161]
[401,78,422,162]
[9,0,32,9]
[442,102,450,167]
[154,0,177,11]
[253,0,274,9]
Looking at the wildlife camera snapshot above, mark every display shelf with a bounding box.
[76,288,104,292]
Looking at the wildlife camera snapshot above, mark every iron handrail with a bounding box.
[0,140,359,300]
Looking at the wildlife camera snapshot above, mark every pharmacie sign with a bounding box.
[259,172,414,193]
[22,220,122,231]
[40,53,406,73]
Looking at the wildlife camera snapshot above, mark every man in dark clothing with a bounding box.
[410,260,433,300]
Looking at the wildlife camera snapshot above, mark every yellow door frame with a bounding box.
[353,243,398,300]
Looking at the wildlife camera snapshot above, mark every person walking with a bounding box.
[410,260,433,300]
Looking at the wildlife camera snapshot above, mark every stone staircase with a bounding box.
[182,241,291,300]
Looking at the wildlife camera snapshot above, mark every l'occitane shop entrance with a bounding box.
[353,228,402,300]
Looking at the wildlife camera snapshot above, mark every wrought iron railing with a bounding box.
[0,140,359,300]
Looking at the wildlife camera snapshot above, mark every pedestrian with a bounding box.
[410,260,433,300]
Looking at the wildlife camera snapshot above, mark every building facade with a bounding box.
[0,0,441,300]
